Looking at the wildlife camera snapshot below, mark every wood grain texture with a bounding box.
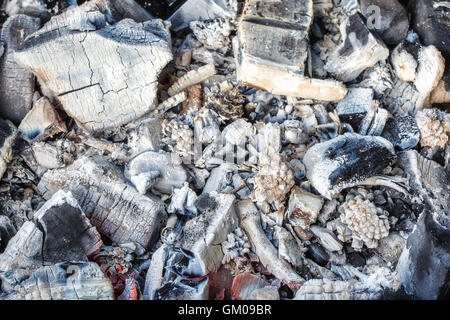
[37,156,167,249]
[13,4,172,132]
[0,14,40,124]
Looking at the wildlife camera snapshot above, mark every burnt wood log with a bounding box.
[0,190,102,272]
[0,262,114,300]
[0,14,40,124]
[13,3,172,133]
[37,156,167,249]
[235,0,347,101]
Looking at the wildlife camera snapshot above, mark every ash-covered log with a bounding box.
[37,156,167,249]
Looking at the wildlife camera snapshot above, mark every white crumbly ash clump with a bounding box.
[340,195,390,250]
[416,108,450,149]
[251,151,295,208]
[189,18,232,53]
[221,227,252,275]
[161,119,194,159]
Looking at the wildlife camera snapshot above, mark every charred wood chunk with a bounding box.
[384,36,445,115]
[409,0,450,60]
[0,262,114,300]
[13,5,172,133]
[177,192,238,275]
[0,190,102,272]
[359,0,409,46]
[324,13,389,82]
[0,215,16,253]
[235,0,347,101]
[0,118,18,180]
[167,0,236,32]
[37,156,167,249]
[125,150,188,194]
[18,96,67,142]
[286,186,324,230]
[303,133,397,199]
[397,211,450,300]
[381,115,420,150]
[235,200,304,286]
[0,14,40,125]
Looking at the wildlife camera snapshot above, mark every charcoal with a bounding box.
[360,0,409,46]
[303,133,401,199]
[235,0,347,101]
[0,118,18,180]
[37,156,167,249]
[177,192,238,275]
[13,2,172,133]
[0,216,16,252]
[324,13,389,82]
[381,115,420,150]
[0,262,113,300]
[0,190,102,271]
[18,96,66,142]
[235,200,304,286]
[396,211,450,300]
[0,14,40,124]
[125,151,188,194]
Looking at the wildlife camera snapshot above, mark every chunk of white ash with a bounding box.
[31,142,72,169]
[13,4,172,132]
[0,262,113,300]
[37,156,167,249]
[0,190,102,272]
[391,44,418,82]
[340,195,390,251]
[18,96,66,142]
[294,279,357,300]
[274,225,304,268]
[190,18,232,53]
[286,186,324,230]
[168,182,198,216]
[161,119,194,160]
[0,119,18,180]
[177,192,238,275]
[415,108,450,149]
[125,150,188,194]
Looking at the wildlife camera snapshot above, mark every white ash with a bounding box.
[415,108,450,149]
[161,119,194,159]
[221,227,252,275]
[340,195,390,250]
[190,18,233,53]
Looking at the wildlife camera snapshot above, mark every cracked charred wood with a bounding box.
[13,5,172,133]
[0,118,18,180]
[359,0,409,46]
[0,190,102,272]
[324,13,389,82]
[0,14,40,125]
[396,211,450,300]
[0,262,114,300]
[381,115,420,150]
[384,36,445,115]
[18,96,66,142]
[397,150,449,213]
[234,0,347,101]
[235,200,304,287]
[303,133,406,200]
[37,156,167,249]
[168,0,236,32]
[177,192,238,275]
